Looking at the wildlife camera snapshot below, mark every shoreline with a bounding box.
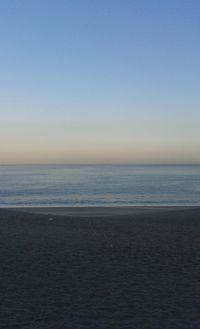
[5,205,200,217]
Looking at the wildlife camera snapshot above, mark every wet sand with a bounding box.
[0,207,200,328]
[15,205,190,217]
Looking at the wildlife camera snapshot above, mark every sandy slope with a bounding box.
[0,207,200,328]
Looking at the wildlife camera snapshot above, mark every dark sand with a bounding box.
[0,207,200,328]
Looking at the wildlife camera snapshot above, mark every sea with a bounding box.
[0,164,200,207]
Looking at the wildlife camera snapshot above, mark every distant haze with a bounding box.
[0,1,200,164]
[1,119,199,164]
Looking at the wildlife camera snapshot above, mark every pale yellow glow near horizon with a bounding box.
[0,119,200,164]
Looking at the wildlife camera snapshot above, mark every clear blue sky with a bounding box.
[0,0,200,164]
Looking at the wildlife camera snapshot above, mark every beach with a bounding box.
[0,207,200,328]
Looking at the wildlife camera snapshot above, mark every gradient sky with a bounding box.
[0,0,200,164]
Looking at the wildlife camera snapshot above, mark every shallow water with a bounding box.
[0,164,200,206]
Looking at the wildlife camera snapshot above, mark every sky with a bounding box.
[0,0,200,164]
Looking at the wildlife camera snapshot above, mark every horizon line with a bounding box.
[0,162,200,166]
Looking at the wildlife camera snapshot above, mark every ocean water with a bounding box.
[0,164,200,207]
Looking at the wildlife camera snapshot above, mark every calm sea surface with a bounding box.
[0,165,200,207]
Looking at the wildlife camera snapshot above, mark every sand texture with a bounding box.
[0,207,200,328]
